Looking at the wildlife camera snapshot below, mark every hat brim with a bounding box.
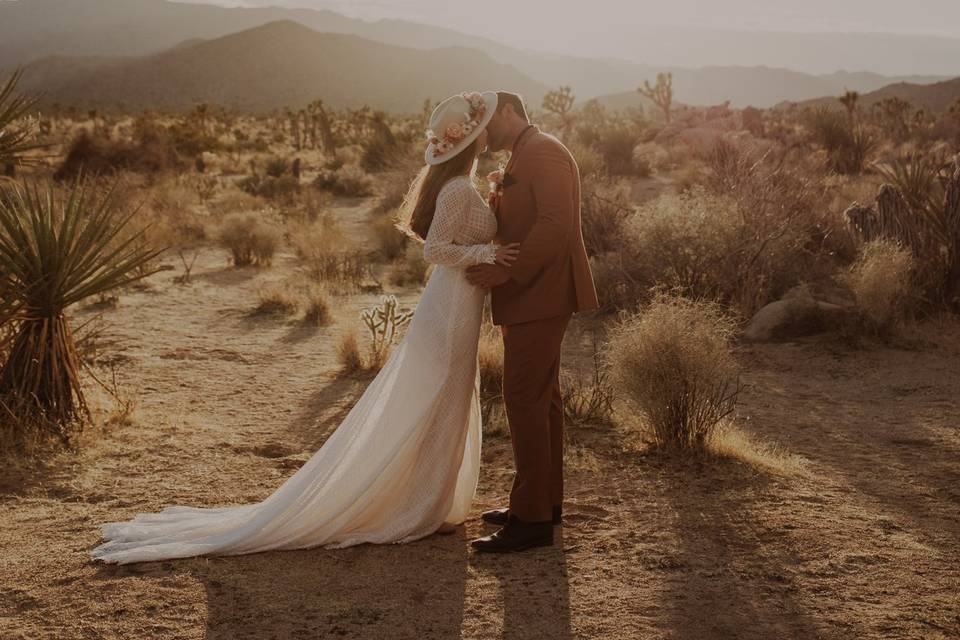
[424,91,498,166]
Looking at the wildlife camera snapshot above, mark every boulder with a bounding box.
[744,297,854,343]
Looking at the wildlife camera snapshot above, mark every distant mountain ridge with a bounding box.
[0,0,953,109]
[16,21,549,113]
[593,67,953,111]
[796,77,960,113]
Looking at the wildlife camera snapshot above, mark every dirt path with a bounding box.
[2,229,959,638]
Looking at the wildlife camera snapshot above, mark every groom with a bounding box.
[466,91,599,553]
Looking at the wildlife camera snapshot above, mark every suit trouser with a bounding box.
[501,313,571,523]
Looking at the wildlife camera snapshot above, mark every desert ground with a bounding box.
[1,191,958,640]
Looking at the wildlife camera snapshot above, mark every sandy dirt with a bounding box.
[2,199,959,639]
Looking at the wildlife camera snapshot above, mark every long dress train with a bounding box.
[91,175,498,564]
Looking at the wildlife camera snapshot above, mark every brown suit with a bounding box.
[492,126,599,523]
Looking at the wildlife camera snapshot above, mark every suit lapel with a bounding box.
[495,125,538,219]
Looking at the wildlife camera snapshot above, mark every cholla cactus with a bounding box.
[360,295,413,368]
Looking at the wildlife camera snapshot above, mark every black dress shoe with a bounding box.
[481,505,562,527]
[471,517,554,553]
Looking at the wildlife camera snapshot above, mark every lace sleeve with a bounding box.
[423,179,497,268]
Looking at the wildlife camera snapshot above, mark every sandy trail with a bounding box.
[1,201,959,638]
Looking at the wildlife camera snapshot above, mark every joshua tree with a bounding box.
[0,179,165,434]
[874,97,911,141]
[639,73,674,124]
[542,86,576,140]
[308,100,337,156]
[839,89,860,123]
[0,69,41,176]
[285,108,302,150]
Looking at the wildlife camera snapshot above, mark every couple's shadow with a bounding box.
[110,526,571,639]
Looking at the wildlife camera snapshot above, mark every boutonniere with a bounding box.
[487,162,506,208]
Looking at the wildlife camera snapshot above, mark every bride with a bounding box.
[91,91,519,564]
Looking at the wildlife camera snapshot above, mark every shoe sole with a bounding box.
[481,518,562,527]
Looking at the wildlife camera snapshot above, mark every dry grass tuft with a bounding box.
[844,239,916,334]
[607,294,741,450]
[336,329,364,375]
[562,343,615,427]
[302,286,332,326]
[253,283,299,316]
[705,425,806,475]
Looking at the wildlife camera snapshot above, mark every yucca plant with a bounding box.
[0,69,41,171]
[0,178,165,439]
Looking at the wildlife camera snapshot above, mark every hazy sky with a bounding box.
[207,1,960,43]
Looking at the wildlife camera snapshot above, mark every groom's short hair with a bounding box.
[496,91,530,122]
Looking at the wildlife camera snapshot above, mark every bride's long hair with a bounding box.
[397,137,480,242]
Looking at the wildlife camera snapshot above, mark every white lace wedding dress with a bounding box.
[91,175,498,564]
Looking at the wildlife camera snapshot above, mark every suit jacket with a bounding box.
[491,126,599,326]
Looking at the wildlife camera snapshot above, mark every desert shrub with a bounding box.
[289,216,371,290]
[208,189,266,219]
[599,178,828,317]
[850,156,960,306]
[313,164,375,197]
[580,180,631,256]
[569,143,604,180]
[55,130,180,180]
[0,178,163,443]
[373,214,408,261]
[606,295,740,450]
[630,149,653,178]
[388,244,428,287]
[166,121,219,157]
[303,286,332,326]
[218,212,281,267]
[374,171,413,215]
[264,156,290,178]
[253,283,298,316]
[562,343,614,426]
[596,126,640,176]
[239,174,301,203]
[337,330,365,375]
[844,240,916,334]
[806,107,877,175]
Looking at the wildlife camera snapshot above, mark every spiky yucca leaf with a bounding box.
[0,178,165,435]
[874,152,948,233]
[0,69,41,169]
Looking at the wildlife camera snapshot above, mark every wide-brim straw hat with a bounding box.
[424,91,498,166]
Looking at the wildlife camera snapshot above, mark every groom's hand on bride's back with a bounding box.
[466,263,511,289]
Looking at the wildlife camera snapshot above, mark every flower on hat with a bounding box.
[444,123,466,142]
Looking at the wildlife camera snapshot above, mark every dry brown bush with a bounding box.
[302,286,332,326]
[844,239,916,334]
[289,216,372,291]
[596,142,838,317]
[218,212,281,267]
[607,294,740,450]
[562,348,615,427]
[336,330,364,375]
[372,214,408,261]
[313,164,374,197]
[388,244,428,287]
[253,283,298,316]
